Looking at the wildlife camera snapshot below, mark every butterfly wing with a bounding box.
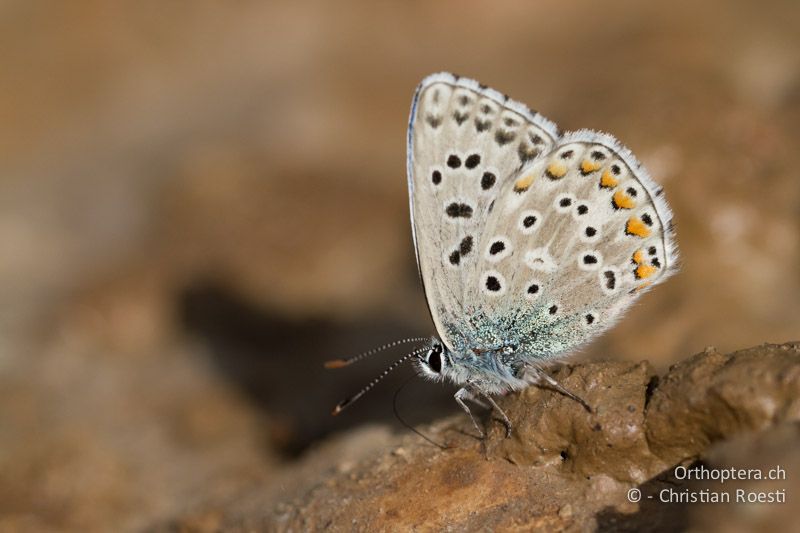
[407,73,560,351]
[468,129,678,359]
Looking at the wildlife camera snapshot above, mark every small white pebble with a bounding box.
[337,461,354,474]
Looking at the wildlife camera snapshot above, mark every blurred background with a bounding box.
[1,0,798,530]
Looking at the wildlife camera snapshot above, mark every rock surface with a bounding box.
[193,342,800,532]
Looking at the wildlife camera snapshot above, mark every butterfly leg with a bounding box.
[454,387,485,438]
[467,394,490,410]
[477,391,513,438]
[523,366,593,413]
[455,386,513,438]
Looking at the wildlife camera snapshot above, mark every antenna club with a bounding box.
[324,359,349,369]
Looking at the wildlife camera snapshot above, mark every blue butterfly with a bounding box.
[328,73,677,437]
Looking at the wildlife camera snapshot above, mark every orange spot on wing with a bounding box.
[632,250,645,265]
[612,190,636,209]
[580,160,602,174]
[513,174,536,193]
[600,170,619,189]
[635,264,657,280]
[545,162,567,180]
[626,218,652,238]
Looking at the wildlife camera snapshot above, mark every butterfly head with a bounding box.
[416,339,450,381]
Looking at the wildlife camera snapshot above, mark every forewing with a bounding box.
[407,73,560,350]
[468,130,678,358]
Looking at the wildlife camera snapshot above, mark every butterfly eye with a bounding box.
[424,343,444,374]
[427,349,442,373]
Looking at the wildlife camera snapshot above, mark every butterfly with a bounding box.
[328,73,678,438]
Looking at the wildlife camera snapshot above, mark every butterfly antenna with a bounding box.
[331,347,427,415]
[324,337,428,368]
[393,373,448,449]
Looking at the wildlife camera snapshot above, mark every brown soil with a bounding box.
[215,342,797,532]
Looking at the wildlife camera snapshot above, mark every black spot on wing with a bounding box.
[453,111,469,125]
[475,119,491,132]
[445,203,473,218]
[517,143,540,164]
[489,241,505,255]
[481,172,496,190]
[459,235,473,255]
[425,115,442,128]
[465,154,481,169]
[495,130,516,146]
